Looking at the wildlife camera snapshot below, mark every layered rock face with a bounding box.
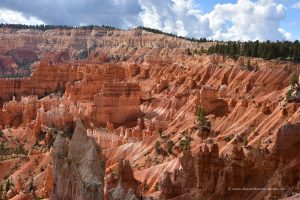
[1,27,300,200]
[0,62,82,103]
[0,28,207,55]
[159,144,248,199]
[272,123,300,153]
[94,82,141,125]
[52,119,105,200]
[0,27,210,77]
[195,85,227,114]
[0,95,40,128]
[0,62,141,130]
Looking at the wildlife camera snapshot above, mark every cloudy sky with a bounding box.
[0,0,299,41]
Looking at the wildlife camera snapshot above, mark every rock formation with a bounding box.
[52,119,106,200]
[107,159,141,200]
[196,85,228,114]
[43,164,54,198]
[94,81,141,125]
[159,143,248,199]
[272,123,300,154]
[0,26,300,200]
[15,175,23,193]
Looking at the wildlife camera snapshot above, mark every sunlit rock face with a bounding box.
[0,27,300,200]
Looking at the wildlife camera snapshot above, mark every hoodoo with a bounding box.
[52,119,105,200]
[0,25,299,200]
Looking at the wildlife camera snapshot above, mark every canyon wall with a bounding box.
[0,27,300,200]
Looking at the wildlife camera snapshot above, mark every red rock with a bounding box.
[0,27,300,200]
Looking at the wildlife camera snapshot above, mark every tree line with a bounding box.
[0,23,119,31]
[206,40,300,61]
[0,23,210,43]
[137,26,211,43]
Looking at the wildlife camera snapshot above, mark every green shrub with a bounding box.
[196,106,207,129]
[224,135,234,142]
[154,141,161,154]
[112,171,119,177]
[243,137,248,146]
[0,142,6,156]
[154,182,159,191]
[29,177,34,192]
[286,89,292,100]
[185,48,193,55]
[0,64,31,79]
[0,183,3,198]
[5,179,10,192]
[291,73,298,87]
[167,140,175,153]
[79,50,89,59]
[15,144,26,155]
[158,128,163,137]
[179,137,191,152]
[143,181,148,191]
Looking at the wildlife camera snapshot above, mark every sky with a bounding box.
[0,0,299,41]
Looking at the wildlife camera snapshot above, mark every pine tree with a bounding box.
[4,180,10,193]
[246,59,254,71]
[291,73,298,87]
[179,137,191,152]
[154,141,160,155]
[197,106,207,128]
[167,140,175,153]
[0,142,4,155]
[158,128,163,137]
[29,177,34,192]
[286,89,292,100]
[0,183,3,200]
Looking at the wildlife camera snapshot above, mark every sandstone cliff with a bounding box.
[0,27,300,200]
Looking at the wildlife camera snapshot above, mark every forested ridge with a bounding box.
[207,41,300,61]
[1,23,300,61]
[0,23,119,30]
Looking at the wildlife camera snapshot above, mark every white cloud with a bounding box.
[205,0,288,41]
[0,8,44,25]
[0,0,141,29]
[279,28,292,40]
[138,0,290,41]
[138,0,212,38]
[292,2,300,9]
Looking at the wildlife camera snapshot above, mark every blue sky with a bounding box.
[195,0,300,40]
[0,0,299,41]
[280,0,300,39]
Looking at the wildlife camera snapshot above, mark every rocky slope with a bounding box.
[0,27,299,200]
[0,27,209,77]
